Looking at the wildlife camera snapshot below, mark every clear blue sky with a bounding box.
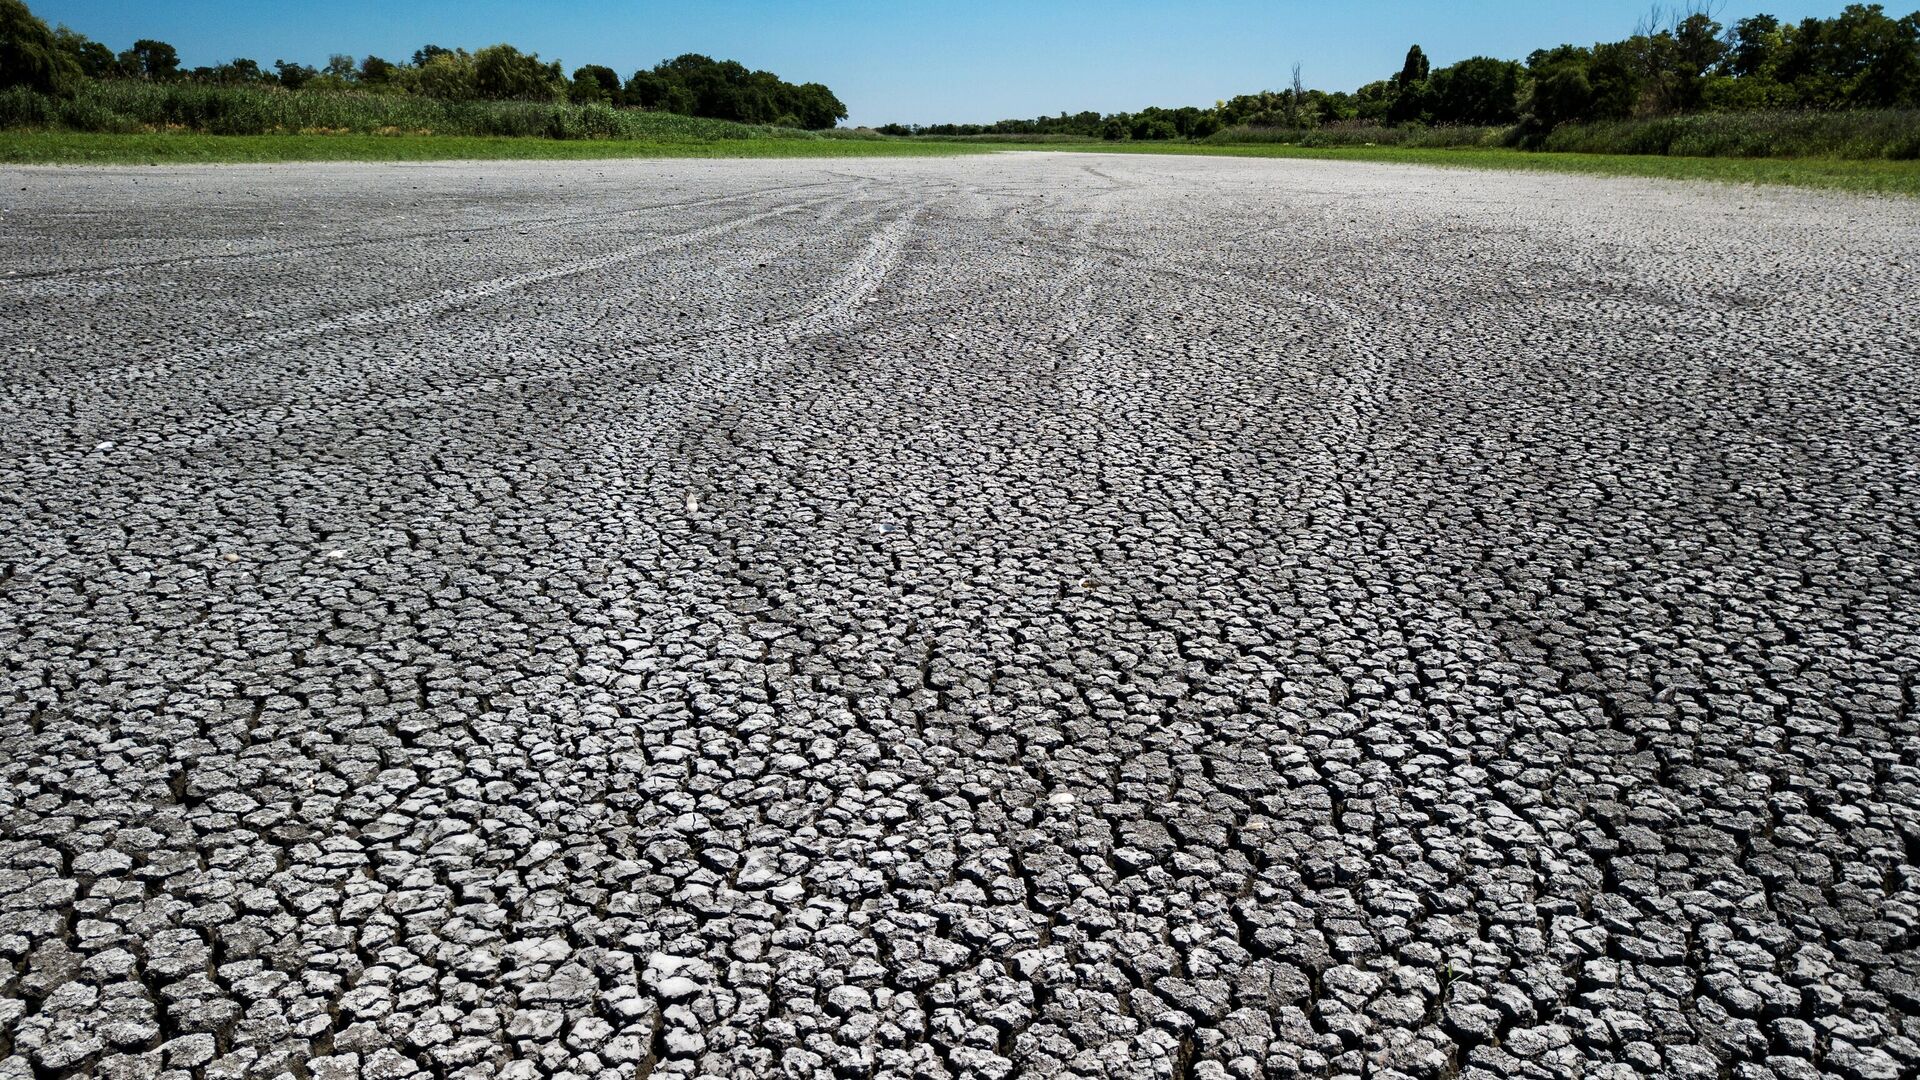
[35,1,1848,126]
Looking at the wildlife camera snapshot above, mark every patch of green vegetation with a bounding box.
[0,82,857,141]
[0,130,986,164]
[5,131,1913,198]
[1008,141,1920,197]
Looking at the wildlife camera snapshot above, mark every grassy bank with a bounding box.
[2,81,1914,194]
[0,131,985,164]
[0,82,864,142]
[1048,142,1920,196]
[1535,109,1920,159]
[1203,110,1920,159]
[4,130,1916,197]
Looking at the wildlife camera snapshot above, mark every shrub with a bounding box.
[1538,109,1920,160]
[0,79,849,141]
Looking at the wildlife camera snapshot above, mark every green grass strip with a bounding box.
[995,141,1920,197]
[4,131,1915,197]
[0,131,988,164]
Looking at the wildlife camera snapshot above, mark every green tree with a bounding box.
[1529,65,1593,129]
[117,38,179,80]
[1,0,72,92]
[359,55,397,86]
[1426,56,1522,124]
[274,59,317,89]
[1668,12,1727,111]
[622,53,843,126]
[1352,79,1397,123]
[1707,12,1797,107]
[1396,43,1430,88]
[412,49,475,99]
[787,81,846,128]
[1523,45,1597,130]
[1386,44,1431,124]
[1766,4,1920,107]
[1724,14,1784,77]
[53,24,113,79]
[570,63,621,104]
[1586,40,1643,120]
[623,68,665,108]
[472,43,564,101]
[1826,3,1920,107]
[210,57,265,84]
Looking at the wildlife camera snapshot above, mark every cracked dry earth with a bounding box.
[1,153,1918,1080]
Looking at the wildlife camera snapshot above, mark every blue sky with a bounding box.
[37,1,1846,126]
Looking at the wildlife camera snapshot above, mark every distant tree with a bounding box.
[324,53,357,80]
[411,44,453,67]
[1125,111,1176,139]
[1395,44,1430,89]
[117,38,180,80]
[209,57,265,84]
[1352,79,1397,122]
[661,54,750,120]
[622,68,668,109]
[273,59,318,89]
[1808,2,1920,107]
[1723,14,1784,78]
[1585,40,1643,120]
[788,81,846,128]
[1387,44,1431,123]
[0,0,74,92]
[1674,13,1727,75]
[618,52,843,126]
[359,55,397,85]
[1665,11,1727,111]
[52,24,114,79]
[472,43,564,100]
[1523,47,1598,130]
[413,49,475,99]
[1426,56,1522,124]
[570,63,621,104]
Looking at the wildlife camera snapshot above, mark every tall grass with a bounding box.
[1533,109,1920,160]
[1207,110,1920,160]
[902,132,1101,144]
[1204,124,1506,149]
[8,83,1916,165]
[0,81,876,141]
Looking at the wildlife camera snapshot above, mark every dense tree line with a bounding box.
[0,0,846,128]
[884,4,1920,139]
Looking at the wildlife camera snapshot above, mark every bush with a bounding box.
[471,44,564,102]
[0,79,852,141]
[1205,123,1506,149]
[1538,109,1920,160]
[1204,110,1920,161]
[0,83,52,123]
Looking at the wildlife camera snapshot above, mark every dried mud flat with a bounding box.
[1,153,1917,1080]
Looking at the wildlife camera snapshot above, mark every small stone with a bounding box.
[656,976,701,1000]
[163,1036,216,1069]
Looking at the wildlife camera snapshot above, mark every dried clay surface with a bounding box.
[2,153,1917,1080]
